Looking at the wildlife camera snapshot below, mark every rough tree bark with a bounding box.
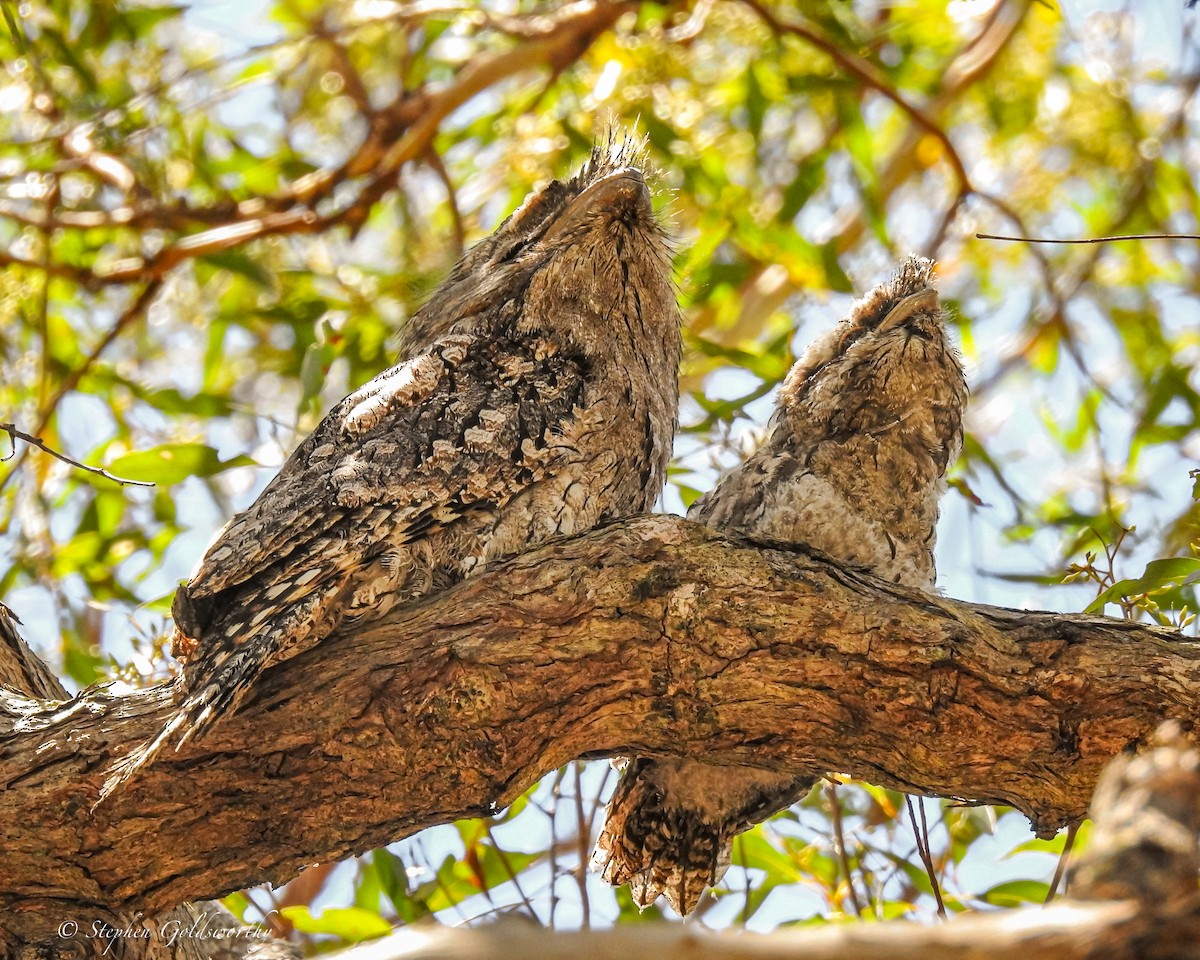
[2,516,1197,951]
[0,604,298,960]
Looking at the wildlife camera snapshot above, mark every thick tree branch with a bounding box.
[2,515,1196,945]
[0,606,298,960]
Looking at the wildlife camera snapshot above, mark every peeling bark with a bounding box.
[2,516,1196,948]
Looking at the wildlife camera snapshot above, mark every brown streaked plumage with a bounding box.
[105,143,681,794]
[593,256,968,915]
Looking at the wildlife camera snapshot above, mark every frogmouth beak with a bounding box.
[877,288,939,332]
[542,167,652,243]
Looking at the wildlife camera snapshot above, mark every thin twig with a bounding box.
[582,762,613,841]
[824,0,1024,260]
[35,279,165,436]
[905,796,947,920]
[0,248,104,289]
[738,834,751,924]
[922,189,969,259]
[483,821,539,918]
[1044,821,1080,904]
[573,761,591,929]
[826,781,863,917]
[547,765,569,928]
[0,279,163,497]
[0,423,153,487]
[312,15,376,116]
[0,2,627,288]
[977,231,1200,244]
[738,0,973,193]
[974,190,1067,320]
[425,145,466,259]
[414,836,470,926]
[8,4,475,154]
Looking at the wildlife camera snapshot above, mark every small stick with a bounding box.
[906,795,947,920]
[0,422,154,487]
[977,232,1200,244]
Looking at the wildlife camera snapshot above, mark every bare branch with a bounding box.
[0,279,163,497]
[0,1,629,287]
[977,232,1200,244]
[905,796,946,921]
[1044,820,1079,904]
[0,422,154,488]
[826,782,863,918]
[738,0,973,194]
[425,145,466,259]
[0,247,106,289]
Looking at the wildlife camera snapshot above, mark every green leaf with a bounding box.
[147,389,233,418]
[945,807,994,864]
[221,891,254,923]
[0,0,26,54]
[200,251,276,291]
[688,331,792,382]
[978,879,1050,907]
[63,644,105,687]
[279,906,392,943]
[105,444,256,486]
[735,828,804,884]
[745,63,767,141]
[1084,557,1200,614]
[353,858,384,915]
[299,341,335,420]
[779,151,829,222]
[674,482,704,509]
[366,849,431,924]
[821,241,853,293]
[370,849,407,907]
[1007,820,1091,857]
[139,589,176,615]
[642,113,681,155]
[121,4,185,37]
[1061,388,1101,453]
[41,27,99,93]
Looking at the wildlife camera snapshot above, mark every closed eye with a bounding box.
[498,237,531,263]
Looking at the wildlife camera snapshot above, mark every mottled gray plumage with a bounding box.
[107,145,681,792]
[593,256,968,914]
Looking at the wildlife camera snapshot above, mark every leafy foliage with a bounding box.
[1,0,1197,951]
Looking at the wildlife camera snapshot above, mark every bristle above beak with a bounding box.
[877,288,940,332]
[543,168,652,243]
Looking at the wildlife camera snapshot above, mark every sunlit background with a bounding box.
[1,0,1197,947]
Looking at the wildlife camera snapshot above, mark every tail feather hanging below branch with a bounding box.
[98,644,271,802]
[592,758,816,915]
